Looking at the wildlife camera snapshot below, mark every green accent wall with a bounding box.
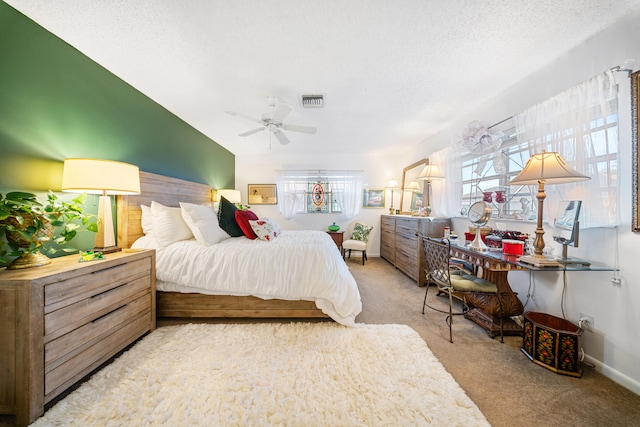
[0,3,235,192]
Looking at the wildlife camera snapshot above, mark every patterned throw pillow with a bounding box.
[249,218,281,241]
[351,223,372,242]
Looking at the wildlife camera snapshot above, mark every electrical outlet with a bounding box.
[580,313,594,331]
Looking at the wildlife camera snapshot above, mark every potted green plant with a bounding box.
[0,191,98,270]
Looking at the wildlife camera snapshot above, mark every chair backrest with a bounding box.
[419,233,451,287]
[347,222,373,244]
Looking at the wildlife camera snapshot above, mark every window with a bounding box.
[276,170,363,219]
[456,71,619,228]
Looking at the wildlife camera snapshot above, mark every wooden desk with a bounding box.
[448,244,526,337]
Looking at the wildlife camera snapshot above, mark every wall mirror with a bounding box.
[400,159,427,214]
[632,70,640,231]
[553,200,581,247]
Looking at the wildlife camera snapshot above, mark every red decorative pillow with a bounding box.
[234,209,259,239]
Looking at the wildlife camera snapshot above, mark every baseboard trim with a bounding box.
[584,354,640,396]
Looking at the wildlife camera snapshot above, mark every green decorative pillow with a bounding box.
[217,196,244,237]
[351,223,373,243]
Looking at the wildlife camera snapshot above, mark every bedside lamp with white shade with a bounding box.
[386,179,400,215]
[62,158,140,253]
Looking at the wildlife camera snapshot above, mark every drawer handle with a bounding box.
[91,264,123,274]
[92,304,126,323]
[90,283,127,299]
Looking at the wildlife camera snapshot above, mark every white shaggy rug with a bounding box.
[31,323,489,426]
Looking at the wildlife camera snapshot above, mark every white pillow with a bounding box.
[140,204,153,235]
[180,202,230,245]
[131,234,158,250]
[150,201,194,247]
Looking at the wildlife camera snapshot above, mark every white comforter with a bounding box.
[135,231,362,326]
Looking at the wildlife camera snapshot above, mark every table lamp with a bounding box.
[417,164,445,216]
[62,158,140,253]
[508,151,589,266]
[216,189,242,204]
[386,179,400,214]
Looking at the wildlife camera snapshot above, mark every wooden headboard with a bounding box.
[116,171,214,248]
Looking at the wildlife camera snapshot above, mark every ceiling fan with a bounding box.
[225,96,317,145]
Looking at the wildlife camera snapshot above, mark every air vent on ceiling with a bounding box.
[301,94,324,108]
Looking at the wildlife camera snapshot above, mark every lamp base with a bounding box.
[93,245,122,254]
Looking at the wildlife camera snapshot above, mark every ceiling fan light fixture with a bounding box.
[301,94,324,108]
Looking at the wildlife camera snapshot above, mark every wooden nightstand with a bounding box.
[0,249,156,426]
[327,231,345,250]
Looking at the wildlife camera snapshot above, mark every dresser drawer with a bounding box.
[45,294,151,372]
[396,232,418,256]
[396,250,418,280]
[381,216,395,230]
[380,228,396,247]
[44,275,151,342]
[44,306,151,398]
[395,217,419,235]
[44,258,152,312]
[380,243,395,263]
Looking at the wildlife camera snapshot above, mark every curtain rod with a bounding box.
[488,116,513,130]
[610,59,636,77]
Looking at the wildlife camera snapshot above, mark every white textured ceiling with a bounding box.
[5,0,640,156]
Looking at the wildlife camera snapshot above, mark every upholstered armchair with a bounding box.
[342,222,373,265]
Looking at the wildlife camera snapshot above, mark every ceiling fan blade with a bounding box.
[272,129,291,145]
[238,127,266,137]
[271,104,292,122]
[282,124,317,134]
[225,110,262,123]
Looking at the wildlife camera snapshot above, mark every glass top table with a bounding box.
[449,239,615,272]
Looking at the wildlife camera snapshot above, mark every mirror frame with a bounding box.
[633,71,640,231]
[399,158,428,214]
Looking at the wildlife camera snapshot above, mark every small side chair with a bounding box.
[418,232,504,343]
[342,222,373,265]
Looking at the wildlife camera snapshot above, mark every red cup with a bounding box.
[502,239,524,256]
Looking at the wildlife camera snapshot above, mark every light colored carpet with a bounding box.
[31,322,489,426]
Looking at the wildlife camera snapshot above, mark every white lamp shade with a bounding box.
[386,179,400,189]
[62,158,140,194]
[406,181,422,192]
[417,164,445,180]
[216,189,241,204]
[509,151,590,185]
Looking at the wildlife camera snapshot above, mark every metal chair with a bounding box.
[418,232,504,343]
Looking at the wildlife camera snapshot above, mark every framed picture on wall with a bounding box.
[248,184,277,205]
[363,189,385,208]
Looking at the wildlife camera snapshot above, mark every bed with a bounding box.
[117,171,362,325]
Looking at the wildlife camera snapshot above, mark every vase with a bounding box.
[3,213,54,269]
[328,222,340,232]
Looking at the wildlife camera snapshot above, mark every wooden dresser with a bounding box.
[0,249,156,426]
[380,215,451,286]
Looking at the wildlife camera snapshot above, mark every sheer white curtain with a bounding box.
[276,171,363,220]
[429,145,463,218]
[276,173,307,219]
[514,70,619,227]
[332,174,363,219]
